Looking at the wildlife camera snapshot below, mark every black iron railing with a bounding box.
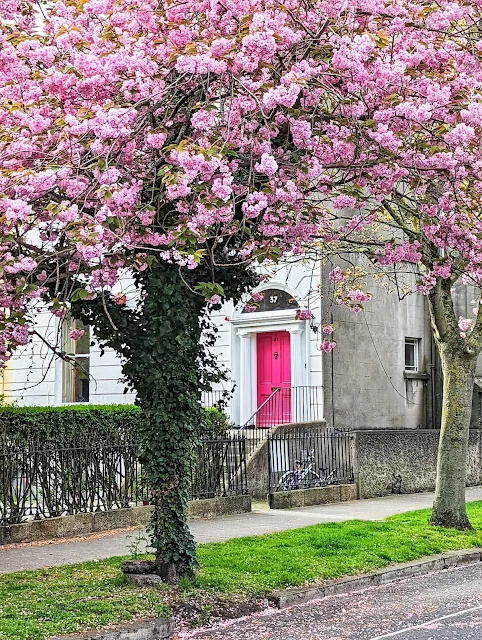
[0,436,247,526]
[267,429,354,494]
[236,385,323,456]
[191,436,247,499]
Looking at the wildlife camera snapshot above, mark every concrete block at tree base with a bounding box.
[269,483,354,509]
[123,573,163,588]
[49,618,174,640]
[121,560,157,574]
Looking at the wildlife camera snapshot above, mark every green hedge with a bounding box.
[0,404,230,445]
[0,405,141,444]
[201,407,232,436]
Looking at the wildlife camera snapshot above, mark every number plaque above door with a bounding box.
[242,288,299,313]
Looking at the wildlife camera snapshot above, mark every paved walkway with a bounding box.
[1,487,481,575]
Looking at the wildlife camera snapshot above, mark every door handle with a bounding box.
[273,351,279,359]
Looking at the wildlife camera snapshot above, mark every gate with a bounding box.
[267,429,354,496]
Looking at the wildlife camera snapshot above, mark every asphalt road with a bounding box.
[184,563,482,639]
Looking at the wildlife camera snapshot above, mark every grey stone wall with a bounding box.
[355,429,482,498]
[321,258,434,431]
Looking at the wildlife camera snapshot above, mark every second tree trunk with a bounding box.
[430,344,476,529]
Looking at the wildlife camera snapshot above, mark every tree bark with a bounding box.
[430,343,476,529]
[72,257,257,583]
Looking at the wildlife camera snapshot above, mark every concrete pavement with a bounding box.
[184,562,482,639]
[1,486,481,574]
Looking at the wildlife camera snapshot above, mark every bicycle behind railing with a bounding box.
[267,429,354,495]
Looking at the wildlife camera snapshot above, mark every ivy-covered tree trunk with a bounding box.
[132,268,203,581]
[73,258,256,581]
[430,344,476,529]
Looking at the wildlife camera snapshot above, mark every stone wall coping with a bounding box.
[403,371,430,381]
[353,428,482,434]
[269,483,356,509]
[0,494,251,545]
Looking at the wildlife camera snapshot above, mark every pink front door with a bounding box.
[256,331,291,426]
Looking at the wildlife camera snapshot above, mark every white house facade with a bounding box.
[5,256,473,432]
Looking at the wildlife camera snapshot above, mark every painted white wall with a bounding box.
[6,260,324,420]
[7,309,135,406]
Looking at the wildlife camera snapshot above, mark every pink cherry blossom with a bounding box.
[0,0,482,371]
[458,317,473,333]
[296,309,313,320]
[332,195,357,210]
[68,328,85,341]
[347,289,372,303]
[254,154,278,176]
[319,340,336,353]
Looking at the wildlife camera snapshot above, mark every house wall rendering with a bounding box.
[6,257,470,431]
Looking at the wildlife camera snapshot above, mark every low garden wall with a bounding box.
[0,495,252,544]
[269,483,356,509]
[354,429,482,498]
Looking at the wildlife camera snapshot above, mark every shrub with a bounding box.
[0,404,141,445]
[199,407,232,437]
[0,404,231,445]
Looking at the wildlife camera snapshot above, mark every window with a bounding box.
[404,338,420,372]
[62,319,90,403]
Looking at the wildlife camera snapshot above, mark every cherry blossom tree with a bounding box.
[300,0,482,530]
[2,0,482,577]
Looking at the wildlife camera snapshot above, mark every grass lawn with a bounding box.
[3,502,482,639]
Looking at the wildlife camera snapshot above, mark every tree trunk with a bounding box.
[430,344,476,529]
[73,257,257,583]
[144,406,197,583]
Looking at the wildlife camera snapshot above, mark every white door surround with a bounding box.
[230,285,310,426]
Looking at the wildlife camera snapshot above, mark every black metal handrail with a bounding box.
[235,386,324,456]
[241,387,281,429]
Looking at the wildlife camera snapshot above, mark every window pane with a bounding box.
[405,342,415,369]
[73,356,90,402]
[74,320,90,355]
[62,360,74,403]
